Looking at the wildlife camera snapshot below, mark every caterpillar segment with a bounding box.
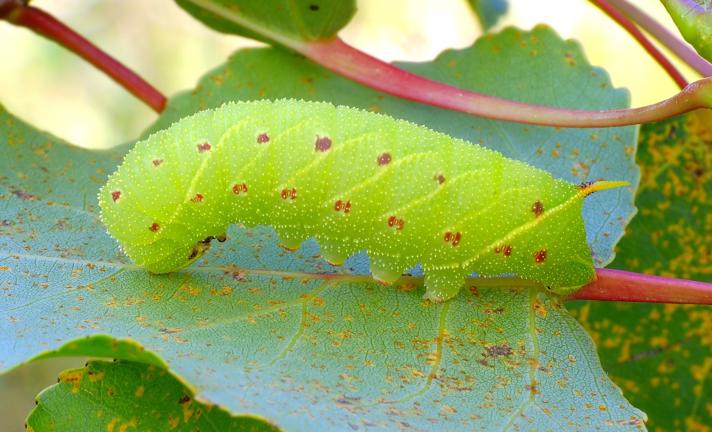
[99,99,626,302]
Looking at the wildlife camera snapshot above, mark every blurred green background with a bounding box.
[0,0,696,430]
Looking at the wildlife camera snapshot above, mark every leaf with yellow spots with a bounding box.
[26,360,279,432]
[571,111,712,430]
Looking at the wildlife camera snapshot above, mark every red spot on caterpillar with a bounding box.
[532,200,544,217]
[434,174,446,184]
[315,135,332,152]
[396,219,405,230]
[503,245,513,256]
[149,223,160,232]
[444,231,461,246]
[534,249,547,263]
[387,216,397,227]
[152,159,163,167]
[281,188,297,200]
[191,194,204,203]
[452,232,462,246]
[334,200,352,213]
[111,190,121,202]
[377,152,392,166]
[257,133,270,144]
[197,142,211,153]
[232,183,248,194]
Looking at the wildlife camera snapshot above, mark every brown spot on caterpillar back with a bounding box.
[534,249,547,263]
[444,231,461,246]
[334,200,352,213]
[111,190,121,202]
[315,136,332,152]
[152,159,163,167]
[149,223,160,232]
[191,194,204,203]
[257,133,270,144]
[281,188,297,200]
[434,174,446,184]
[377,152,392,166]
[387,216,397,227]
[232,183,248,194]
[197,142,211,153]
[452,232,461,246]
[496,245,512,256]
[532,200,544,217]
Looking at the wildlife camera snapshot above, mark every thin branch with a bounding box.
[1,3,166,113]
[568,268,712,304]
[187,0,712,128]
[606,0,712,76]
[589,0,688,89]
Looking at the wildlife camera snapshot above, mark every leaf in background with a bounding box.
[571,111,712,431]
[175,0,356,44]
[466,0,508,31]
[149,26,639,269]
[0,103,646,430]
[661,0,712,62]
[26,360,279,432]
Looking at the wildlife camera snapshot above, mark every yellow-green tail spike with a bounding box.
[580,180,629,197]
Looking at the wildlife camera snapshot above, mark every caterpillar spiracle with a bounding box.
[99,99,625,302]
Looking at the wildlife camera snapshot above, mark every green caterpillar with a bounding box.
[99,99,624,302]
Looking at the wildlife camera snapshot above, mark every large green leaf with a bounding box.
[175,0,356,43]
[661,0,712,62]
[466,0,509,31]
[150,26,639,269]
[0,103,646,429]
[27,360,278,431]
[572,111,712,431]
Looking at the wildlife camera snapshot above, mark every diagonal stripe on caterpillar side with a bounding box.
[99,99,626,302]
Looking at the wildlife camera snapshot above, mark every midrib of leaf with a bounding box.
[0,251,543,288]
[185,0,308,50]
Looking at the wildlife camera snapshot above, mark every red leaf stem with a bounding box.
[3,4,166,113]
[304,37,711,127]
[568,268,712,304]
[590,0,688,89]
[605,0,712,77]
